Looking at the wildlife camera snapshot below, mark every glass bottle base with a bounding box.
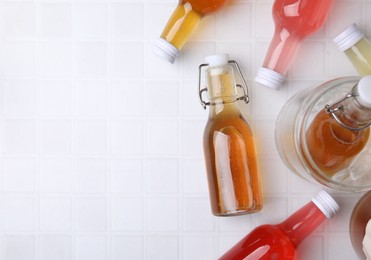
[213,206,263,217]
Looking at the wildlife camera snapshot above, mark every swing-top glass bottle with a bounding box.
[199,54,263,216]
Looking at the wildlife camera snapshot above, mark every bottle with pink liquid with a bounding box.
[255,0,333,90]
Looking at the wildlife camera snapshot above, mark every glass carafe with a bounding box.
[275,76,371,191]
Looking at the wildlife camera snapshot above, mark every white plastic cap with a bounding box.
[255,67,286,90]
[205,54,229,67]
[333,23,364,52]
[153,38,180,64]
[356,75,371,108]
[311,190,340,219]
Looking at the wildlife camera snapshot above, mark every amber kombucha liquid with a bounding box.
[203,105,262,216]
[305,109,370,177]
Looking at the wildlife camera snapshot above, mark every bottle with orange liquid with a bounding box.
[153,0,230,63]
[275,76,371,191]
[199,54,262,216]
[306,76,371,177]
[219,190,339,260]
[255,0,333,90]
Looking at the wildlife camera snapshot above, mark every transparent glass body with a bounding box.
[275,77,371,191]
[350,191,371,260]
[262,0,333,75]
[203,64,262,216]
[219,201,327,259]
[344,37,371,76]
[160,0,229,50]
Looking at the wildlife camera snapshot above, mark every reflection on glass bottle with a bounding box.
[333,23,371,76]
[219,191,339,260]
[305,76,371,177]
[200,54,262,216]
[255,0,333,90]
[153,0,230,63]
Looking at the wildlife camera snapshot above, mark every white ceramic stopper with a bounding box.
[205,54,229,67]
[356,76,371,108]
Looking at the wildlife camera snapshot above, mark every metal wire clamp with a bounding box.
[325,90,371,131]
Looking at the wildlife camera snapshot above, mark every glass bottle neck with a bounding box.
[333,88,371,129]
[278,201,327,247]
[208,101,240,118]
[206,65,240,117]
[160,3,202,50]
[262,27,302,75]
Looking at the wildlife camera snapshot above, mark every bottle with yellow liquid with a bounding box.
[153,0,230,63]
[333,23,371,75]
[199,54,262,216]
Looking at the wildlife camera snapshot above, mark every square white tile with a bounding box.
[4,157,36,192]
[111,196,143,231]
[146,197,179,232]
[75,158,107,193]
[75,235,107,260]
[110,158,143,194]
[38,235,71,260]
[39,198,72,231]
[75,197,107,231]
[39,158,72,193]
[146,158,178,194]
[38,3,71,39]
[111,235,143,260]
[3,235,35,260]
[3,197,36,231]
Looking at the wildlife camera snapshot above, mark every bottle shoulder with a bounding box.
[204,113,253,133]
[272,0,332,35]
[237,225,296,259]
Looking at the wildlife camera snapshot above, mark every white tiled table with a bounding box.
[0,0,369,259]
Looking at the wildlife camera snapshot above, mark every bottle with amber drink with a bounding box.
[199,54,262,216]
[306,76,371,177]
[153,0,230,63]
[275,76,371,191]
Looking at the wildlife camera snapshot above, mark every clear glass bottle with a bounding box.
[255,0,333,90]
[219,190,339,260]
[333,23,371,76]
[199,54,262,216]
[275,76,371,191]
[153,0,230,63]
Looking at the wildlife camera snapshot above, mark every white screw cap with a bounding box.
[356,75,371,108]
[333,23,364,52]
[255,67,286,90]
[153,38,180,64]
[205,54,229,67]
[311,190,340,219]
